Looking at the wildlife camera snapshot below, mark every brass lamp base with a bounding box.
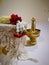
[26,39,36,46]
[26,29,40,46]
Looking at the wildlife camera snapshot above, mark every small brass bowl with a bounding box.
[32,29,40,37]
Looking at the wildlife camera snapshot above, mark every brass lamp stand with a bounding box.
[26,17,40,46]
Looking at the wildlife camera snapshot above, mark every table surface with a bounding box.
[17,21,49,65]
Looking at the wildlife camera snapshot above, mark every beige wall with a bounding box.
[0,0,49,22]
[0,0,2,15]
[0,3,2,15]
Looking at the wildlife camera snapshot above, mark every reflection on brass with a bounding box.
[0,46,2,54]
[26,17,40,46]
[31,17,36,31]
[0,46,8,55]
[2,47,8,55]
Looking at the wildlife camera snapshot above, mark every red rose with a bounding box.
[18,17,22,22]
[10,14,22,25]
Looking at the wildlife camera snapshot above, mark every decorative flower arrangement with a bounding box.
[10,14,22,25]
[10,14,27,38]
[14,21,27,38]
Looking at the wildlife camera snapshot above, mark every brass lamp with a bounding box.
[26,17,40,46]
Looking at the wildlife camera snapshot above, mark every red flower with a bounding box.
[18,17,22,22]
[10,14,22,25]
[14,32,26,38]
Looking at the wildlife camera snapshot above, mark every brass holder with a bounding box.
[26,17,40,46]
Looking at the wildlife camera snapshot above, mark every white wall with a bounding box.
[0,0,49,22]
